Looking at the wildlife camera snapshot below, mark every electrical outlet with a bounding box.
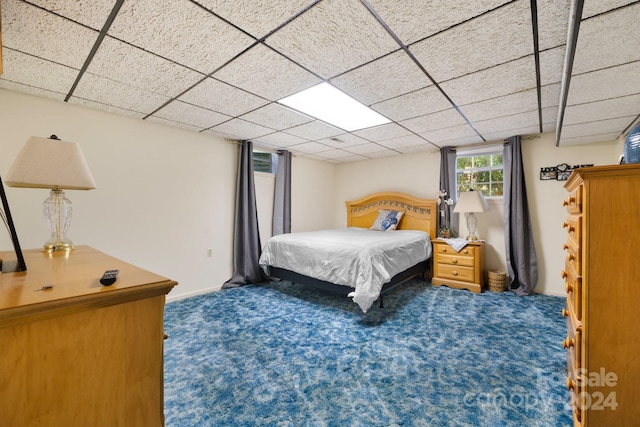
[206,248,213,257]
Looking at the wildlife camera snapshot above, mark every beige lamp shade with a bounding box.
[454,190,489,213]
[5,135,96,190]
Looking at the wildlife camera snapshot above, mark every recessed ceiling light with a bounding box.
[278,82,390,132]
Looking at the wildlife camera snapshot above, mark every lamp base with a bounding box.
[465,212,479,241]
[44,241,74,252]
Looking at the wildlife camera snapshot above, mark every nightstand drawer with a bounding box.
[437,253,475,267]
[436,263,475,282]
[436,244,476,257]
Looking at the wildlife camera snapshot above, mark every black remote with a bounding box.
[100,269,119,286]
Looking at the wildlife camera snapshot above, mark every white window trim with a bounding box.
[455,144,504,199]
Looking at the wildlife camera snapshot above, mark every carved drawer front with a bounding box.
[436,244,476,257]
[563,260,583,321]
[436,264,475,283]
[563,215,582,247]
[563,186,583,214]
[437,253,475,267]
[563,238,582,274]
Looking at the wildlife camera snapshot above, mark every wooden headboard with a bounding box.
[345,192,438,238]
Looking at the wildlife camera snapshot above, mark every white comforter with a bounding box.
[259,227,432,312]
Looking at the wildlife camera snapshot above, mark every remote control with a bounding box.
[100,269,119,286]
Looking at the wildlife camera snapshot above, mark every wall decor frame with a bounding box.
[540,163,594,181]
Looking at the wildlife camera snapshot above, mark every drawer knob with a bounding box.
[565,282,573,293]
[561,270,567,279]
[452,271,458,276]
[442,248,448,253]
[568,253,575,261]
[462,249,469,254]
[566,377,576,391]
[562,244,569,251]
[452,259,458,264]
[562,308,569,317]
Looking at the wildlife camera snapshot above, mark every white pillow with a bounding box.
[370,209,404,231]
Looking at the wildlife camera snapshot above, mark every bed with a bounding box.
[259,192,437,312]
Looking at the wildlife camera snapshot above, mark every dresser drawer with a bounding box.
[563,238,582,274]
[563,215,582,247]
[563,185,583,214]
[437,253,475,267]
[563,259,583,321]
[436,263,475,283]
[435,244,476,258]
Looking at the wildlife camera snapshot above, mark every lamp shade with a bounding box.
[5,135,96,190]
[454,190,489,213]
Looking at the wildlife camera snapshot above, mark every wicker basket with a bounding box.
[487,271,507,292]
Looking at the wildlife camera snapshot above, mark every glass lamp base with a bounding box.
[43,189,75,252]
[465,212,479,241]
[44,240,74,252]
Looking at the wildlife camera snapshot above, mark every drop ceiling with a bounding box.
[1,0,639,163]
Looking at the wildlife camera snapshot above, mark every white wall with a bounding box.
[0,89,335,301]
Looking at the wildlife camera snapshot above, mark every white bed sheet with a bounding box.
[259,227,432,312]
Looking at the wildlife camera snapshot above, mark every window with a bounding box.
[253,151,277,173]
[456,150,503,197]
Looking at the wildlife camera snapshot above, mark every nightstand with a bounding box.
[431,239,485,293]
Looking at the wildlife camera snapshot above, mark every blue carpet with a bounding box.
[164,280,572,426]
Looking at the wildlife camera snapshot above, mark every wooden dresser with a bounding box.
[431,239,485,293]
[0,246,177,426]
[562,164,640,426]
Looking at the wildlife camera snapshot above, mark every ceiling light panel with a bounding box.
[240,103,313,130]
[213,43,321,100]
[151,100,232,129]
[278,82,391,131]
[108,0,255,74]
[330,51,432,105]
[371,86,452,122]
[366,0,511,46]
[410,1,532,82]
[86,37,204,98]
[265,0,398,79]
[572,5,640,75]
[72,73,170,114]
[178,78,269,117]
[3,1,98,69]
[197,0,314,39]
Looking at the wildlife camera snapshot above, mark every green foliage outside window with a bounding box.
[456,153,504,197]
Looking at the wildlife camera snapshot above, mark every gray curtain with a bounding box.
[272,150,291,236]
[223,140,266,288]
[439,146,459,236]
[503,136,538,295]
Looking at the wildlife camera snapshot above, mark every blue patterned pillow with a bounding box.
[370,210,405,231]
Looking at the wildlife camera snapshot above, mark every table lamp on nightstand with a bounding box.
[454,190,489,241]
[5,135,96,252]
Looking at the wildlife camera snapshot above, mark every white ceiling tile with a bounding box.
[566,61,640,106]
[400,108,468,134]
[331,51,431,105]
[152,100,232,129]
[353,123,412,142]
[287,141,334,154]
[572,4,640,75]
[179,77,269,117]
[440,135,486,146]
[419,124,479,144]
[541,82,561,109]
[108,0,255,74]
[363,150,402,158]
[2,1,97,68]
[536,0,571,50]
[379,134,430,149]
[253,132,308,147]
[27,0,117,30]
[0,49,78,95]
[196,0,313,39]
[265,0,398,79]
[560,116,634,139]
[346,142,395,155]
[284,121,343,140]
[539,46,565,85]
[481,125,541,142]
[0,80,64,102]
[564,94,640,126]
[213,44,321,100]
[439,56,536,106]
[367,0,511,46]
[87,37,204,98]
[209,118,274,139]
[474,110,541,135]
[240,103,313,130]
[68,97,146,120]
[410,1,532,82]
[395,144,434,154]
[312,149,355,160]
[316,133,370,148]
[559,132,621,146]
[582,0,636,18]
[145,115,205,132]
[459,89,539,122]
[372,86,452,121]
